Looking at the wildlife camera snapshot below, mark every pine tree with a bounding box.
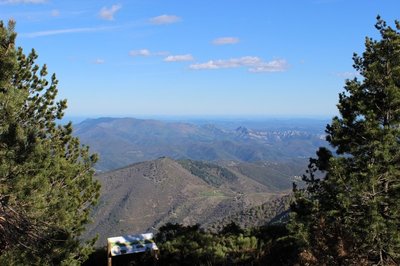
[0,20,100,265]
[290,17,400,265]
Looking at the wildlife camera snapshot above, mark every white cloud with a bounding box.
[335,71,360,79]
[129,49,169,57]
[149,14,181,25]
[94,59,105,64]
[189,56,261,69]
[0,0,46,3]
[99,4,121,21]
[129,49,151,57]
[164,54,194,62]
[248,59,288,73]
[212,37,240,45]
[190,56,288,73]
[21,26,118,38]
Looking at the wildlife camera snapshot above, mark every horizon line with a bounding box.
[61,114,334,122]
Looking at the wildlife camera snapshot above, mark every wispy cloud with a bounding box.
[129,49,151,57]
[0,0,46,4]
[334,71,360,79]
[94,59,105,64]
[99,4,122,21]
[21,25,118,38]
[164,54,194,62]
[129,49,168,57]
[149,14,181,25]
[212,37,240,45]
[190,56,288,73]
[248,59,289,73]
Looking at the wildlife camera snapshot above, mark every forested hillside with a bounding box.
[84,157,299,246]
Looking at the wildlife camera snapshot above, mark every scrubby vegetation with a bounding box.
[84,222,300,266]
[208,195,292,232]
[178,159,238,187]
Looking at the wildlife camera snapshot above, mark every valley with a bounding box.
[84,157,304,246]
[77,117,326,246]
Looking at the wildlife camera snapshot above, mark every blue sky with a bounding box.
[0,0,399,118]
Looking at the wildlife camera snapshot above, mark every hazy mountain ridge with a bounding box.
[84,157,301,246]
[235,126,325,142]
[74,117,327,171]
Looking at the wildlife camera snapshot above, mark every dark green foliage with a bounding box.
[154,223,293,266]
[82,247,158,266]
[178,159,238,187]
[209,195,292,232]
[219,222,245,235]
[83,222,301,266]
[82,247,107,266]
[290,17,400,265]
[229,160,306,191]
[256,224,301,266]
[0,21,100,265]
[156,223,300,266]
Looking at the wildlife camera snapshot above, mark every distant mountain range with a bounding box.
[84,157,303,246]
[73,117,328,171]
[77,118,328,246]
